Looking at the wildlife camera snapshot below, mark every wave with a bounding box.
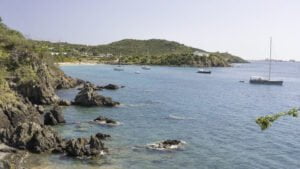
[167,114,194,120]
[123,101,161,107]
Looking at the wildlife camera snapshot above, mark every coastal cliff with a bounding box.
[0,19,108,167]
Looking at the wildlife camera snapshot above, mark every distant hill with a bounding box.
[35,39,248,66]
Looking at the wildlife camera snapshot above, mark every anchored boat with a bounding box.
[197,68,211,74]
[141,66,151,70]
[249,37,283,85]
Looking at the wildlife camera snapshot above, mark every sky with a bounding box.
[0,0,300,60]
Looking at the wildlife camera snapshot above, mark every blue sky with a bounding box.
[0,0,300,60]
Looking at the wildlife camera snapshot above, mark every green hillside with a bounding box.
[96,39,203,56]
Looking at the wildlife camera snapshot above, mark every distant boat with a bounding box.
[197,68,211,74]
[135,71,141,74]
[114,66,124,71]
[114,54,124,71]
[249,37,283,85]
[141,66,151,70]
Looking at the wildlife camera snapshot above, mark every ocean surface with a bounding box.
[25,61,300,169]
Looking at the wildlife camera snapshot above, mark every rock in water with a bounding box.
[147,140,185,151]
[95,133,111,140]
[44,112,58,125]
[93,116,119,126]
[103,84,119,90]
[73,84,119,107]
[65,135,107,157]
[44,105,66,125]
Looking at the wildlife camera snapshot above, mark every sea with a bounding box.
[25,61,300,169]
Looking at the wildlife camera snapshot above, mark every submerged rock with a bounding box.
[93,116,119,126]
[65,135,107,157]
[73,84,119,107]
[147,140,185,151]
[103,84,119,90]
[44,106,66,125]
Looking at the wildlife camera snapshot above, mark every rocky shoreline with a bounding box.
[0,50,123,167]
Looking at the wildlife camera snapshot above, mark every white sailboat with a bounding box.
[249,37,283,85]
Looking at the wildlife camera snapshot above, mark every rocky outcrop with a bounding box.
[64,134,107,157]
[55,76,84,90]
[16,80,60,105]
[73,84,119,107]
[0,122,64,153]
[0,94,42,129]
[44,106,66,125]
[0,122,109,158]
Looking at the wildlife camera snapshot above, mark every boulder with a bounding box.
[64,135,107,157]
[44,106,66,125]
[73,84,119,107]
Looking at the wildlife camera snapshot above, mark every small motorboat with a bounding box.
[114,65,124,71]
[135,71,141,74]
[197,69,211,74]
[141,66,151,70]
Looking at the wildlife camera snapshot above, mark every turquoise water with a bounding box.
[28,62,300,169]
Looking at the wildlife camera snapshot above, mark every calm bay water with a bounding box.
[26,61,300,169]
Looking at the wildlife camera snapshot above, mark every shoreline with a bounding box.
[56,62,246,67]
[56,62,99,66]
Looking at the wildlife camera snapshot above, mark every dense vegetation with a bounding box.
[119,53,229,67]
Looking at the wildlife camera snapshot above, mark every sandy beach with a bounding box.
[56,62,99,66]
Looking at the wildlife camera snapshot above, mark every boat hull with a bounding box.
[249,79,283,85]
[197,71,211,74]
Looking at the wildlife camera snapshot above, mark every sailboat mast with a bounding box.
[268,37,272,80]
